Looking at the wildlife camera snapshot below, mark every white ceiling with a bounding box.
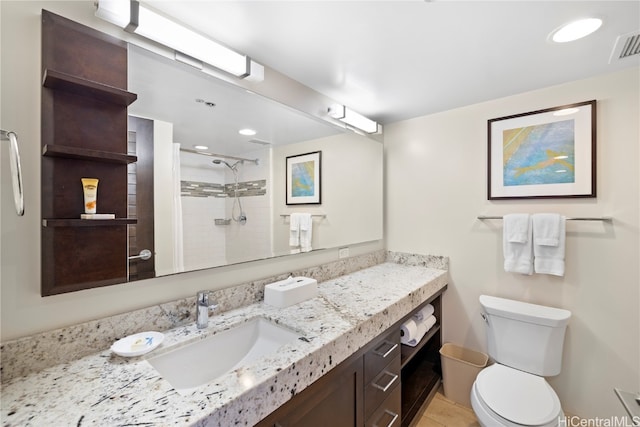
[147,1,640,125]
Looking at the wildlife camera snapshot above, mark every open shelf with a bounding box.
[43,144,137,164]
[43,68,137,106]
[401,358,440,427]
[401,324,441,368]
[42,218,137,228]
[400,335,442,427]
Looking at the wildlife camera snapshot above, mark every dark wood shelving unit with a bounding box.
[41,10,137,296]
[399,288,444,427]
[401,332,442,426]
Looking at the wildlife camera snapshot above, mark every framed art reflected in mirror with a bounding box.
[286,151,321,205]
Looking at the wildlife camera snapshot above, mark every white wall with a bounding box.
[385,67,640,418]
[0,1,383,342]
[273,132,384,254]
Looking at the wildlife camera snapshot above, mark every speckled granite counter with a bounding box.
[1,261,447,427]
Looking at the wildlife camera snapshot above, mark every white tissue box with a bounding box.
[264,276,318,308]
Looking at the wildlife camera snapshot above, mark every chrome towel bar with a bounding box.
[477,215,612,222]
[280,214,326,218]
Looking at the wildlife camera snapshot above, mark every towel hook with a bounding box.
[1,130,24,216]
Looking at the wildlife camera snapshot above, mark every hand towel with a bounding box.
[532,213,561,246]
[533,214,566,276]
[289,213,302,247]
[299,213,313,252]
[504,213,531,243]
[503,214,533,275]
[413,303,434,322]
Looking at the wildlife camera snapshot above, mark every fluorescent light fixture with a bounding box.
[96,0,250,77]
[194,145,209,150]
[550,18,603,43]
[238,128,257,136]
[327,103,379,134]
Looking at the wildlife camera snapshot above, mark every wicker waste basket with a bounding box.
[439,343,488,408]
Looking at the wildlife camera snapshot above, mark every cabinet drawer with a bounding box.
[365,355,401,417]
[365,383,401,427]
[364,329,401,384]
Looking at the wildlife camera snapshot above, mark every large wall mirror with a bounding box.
[41,9,383,291]
[127,44,383,279]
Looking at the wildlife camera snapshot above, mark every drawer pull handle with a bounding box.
[373,340,398,358]
[373,410,399,427]
[372,370,398,392]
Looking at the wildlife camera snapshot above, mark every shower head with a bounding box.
[212,159,240,171]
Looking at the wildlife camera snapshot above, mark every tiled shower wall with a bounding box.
[180,148,271,269]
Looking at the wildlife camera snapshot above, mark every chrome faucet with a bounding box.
[196,291,218,329]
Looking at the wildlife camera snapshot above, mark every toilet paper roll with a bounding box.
[401,319,429,346]
[400,319,418,345]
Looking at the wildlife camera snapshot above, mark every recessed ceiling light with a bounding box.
[550,18,603,43]
[194,145,209,150]
[239,128,257,136]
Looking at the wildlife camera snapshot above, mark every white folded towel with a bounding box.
[505,213,530,243]
[290,213,313,252]
[413,303,434,322]
[532,213,561,246]
[299,213,313,252]
[503,214,533,275]
[289,213,301,247]
[533,214,566,276]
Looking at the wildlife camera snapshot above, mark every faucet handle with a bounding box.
[197,290,218,309]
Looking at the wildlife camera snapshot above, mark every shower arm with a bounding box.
[179,148,259,165]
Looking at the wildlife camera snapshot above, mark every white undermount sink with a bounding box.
[147,317,301,395]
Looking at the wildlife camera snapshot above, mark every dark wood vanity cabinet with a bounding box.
[41,10,138,295]
[257,288,445,427]
[364,329,402,426]
[260,354,364,427]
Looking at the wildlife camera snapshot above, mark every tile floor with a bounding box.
[418,391,481,427]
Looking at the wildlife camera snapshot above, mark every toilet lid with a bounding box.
[476,364,561,426]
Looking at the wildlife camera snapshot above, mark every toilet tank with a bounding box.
[480,295,571,376]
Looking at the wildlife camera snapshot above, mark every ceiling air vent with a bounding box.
[609,30,640,63]
[248,139,271,146]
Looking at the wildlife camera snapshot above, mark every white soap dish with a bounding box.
[111,331,164,357]
[264,276,318,308]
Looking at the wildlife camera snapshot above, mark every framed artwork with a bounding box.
[286,151,321,205]
[488,100,596,200]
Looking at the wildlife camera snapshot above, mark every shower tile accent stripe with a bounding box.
[181,180,266,198]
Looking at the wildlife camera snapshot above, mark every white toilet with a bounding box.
[470,295,571,427]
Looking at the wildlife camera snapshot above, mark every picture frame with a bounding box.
[286,151,321,205]
[488,100,596,200]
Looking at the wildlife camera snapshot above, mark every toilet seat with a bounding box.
[475,364,562,426]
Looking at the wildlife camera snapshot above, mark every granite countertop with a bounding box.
[1,262,447,426]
